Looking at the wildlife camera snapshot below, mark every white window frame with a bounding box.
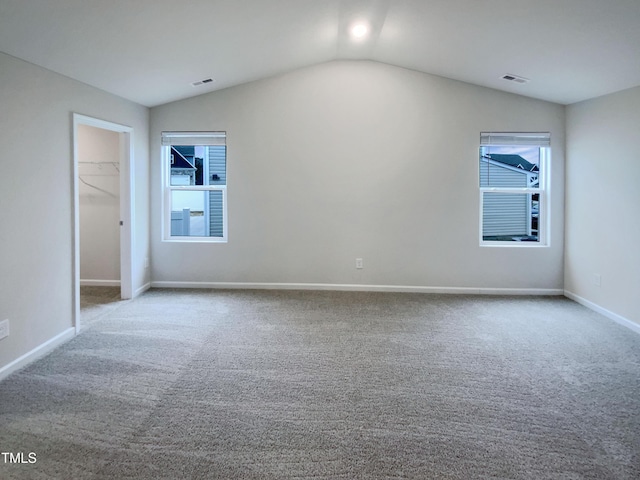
[479,132,550,247]
[161,131,227,243]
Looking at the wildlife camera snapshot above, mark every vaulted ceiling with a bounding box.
[1,0,639,107]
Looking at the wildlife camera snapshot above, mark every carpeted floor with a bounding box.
[79,286,127,326]
[1,289,639,479]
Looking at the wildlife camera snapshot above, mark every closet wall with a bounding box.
[78,124,121,285]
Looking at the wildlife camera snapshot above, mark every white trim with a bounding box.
[119,129,135,300]
[72,116,81,334]
[564,291,640,335]
[80,279,121,287]
[151,281,563,296]
[0,328,75,382]
[134,282,152,297]
[480,242,549,248]
[73,113,135,334]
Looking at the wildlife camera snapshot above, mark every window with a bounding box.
[479,132,550,245]
[162,131,227,241]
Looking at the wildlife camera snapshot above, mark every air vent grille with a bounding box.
[192,78,215,87]
[501,73,529,84]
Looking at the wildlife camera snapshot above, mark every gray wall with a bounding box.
[565,85,640,326]
[0,52,149,372]
[150,60,565,290]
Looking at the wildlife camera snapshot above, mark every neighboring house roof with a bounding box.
[484,154,538,172]
[173,145,195,159]
[171,146,195,170]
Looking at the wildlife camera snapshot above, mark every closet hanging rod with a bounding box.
[78,161,119,172]
[79,173,118,177]
[78,161,119,164]
[79,177,117,197]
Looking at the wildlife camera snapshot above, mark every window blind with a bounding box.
[161,131,226,146]
[480,132,550,147]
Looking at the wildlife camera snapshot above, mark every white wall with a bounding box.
[78,124,121,283]
[0,52,149,373]
[565,86,640,326]
[150,60,565,291]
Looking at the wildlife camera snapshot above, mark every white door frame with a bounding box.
[72,113,134,334]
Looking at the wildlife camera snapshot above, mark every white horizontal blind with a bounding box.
[161,131,226,146]
[480,132,550,147]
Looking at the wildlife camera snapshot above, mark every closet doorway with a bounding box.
[72,114,133,333]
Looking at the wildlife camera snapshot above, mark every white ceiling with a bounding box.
[1,0,639,107]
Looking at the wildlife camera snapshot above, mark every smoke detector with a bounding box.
[501,73,529,84]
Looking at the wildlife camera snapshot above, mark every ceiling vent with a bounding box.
[191,78,215,87]
[501,73,529,84]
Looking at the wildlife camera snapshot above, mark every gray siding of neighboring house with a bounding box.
[480,159,528,237]
[208,146,226,237]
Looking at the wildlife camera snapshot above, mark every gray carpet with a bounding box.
[79,286,126,326]
[1,289,639,479]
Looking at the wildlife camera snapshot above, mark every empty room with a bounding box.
[1,1,639,478]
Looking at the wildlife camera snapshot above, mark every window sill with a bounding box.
[162,237,227,244]
[480,241,549,248]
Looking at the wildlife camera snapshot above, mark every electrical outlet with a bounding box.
[355,258,363,269]
[0,319,9,341]
[594,274,601,286]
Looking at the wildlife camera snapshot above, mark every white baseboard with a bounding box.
[0,327,76,382]
[150,281,563,296]
[564,290,640,335]
[80,279,121,287]
[134,282,151,297]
